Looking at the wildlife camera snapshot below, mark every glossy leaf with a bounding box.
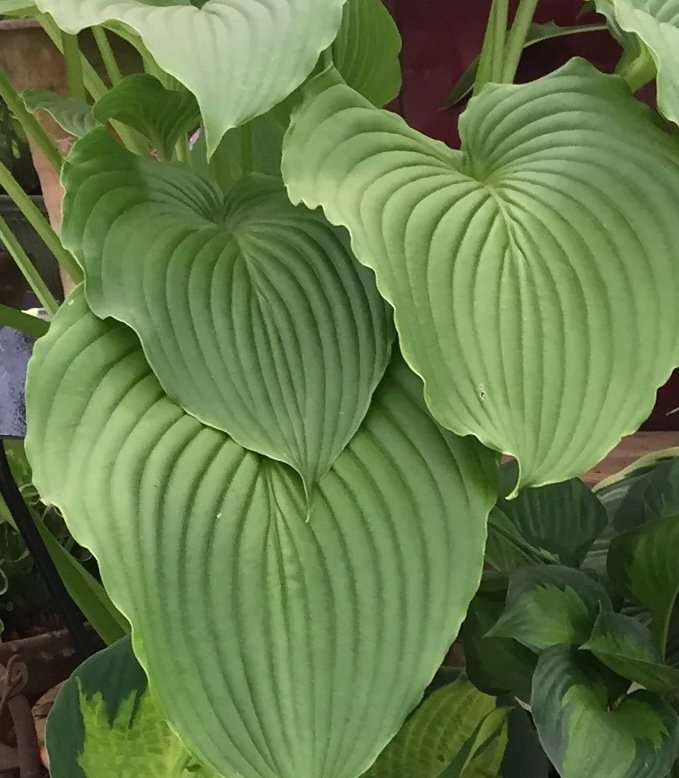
[283,60,679,493]
[488,474,607,571]
[609,514,679,652]
[603,0,679,126]
[62,128,392,491]
[26,290,495,778]
[533,646,679,778]
[582,610,679,692]
[93,74,199,159]
[332,0,401,107]
[489,566,612,651]
[21,90,98,138]
[47,638,219,778]
[33,0,348,153]
[362,676,506,777]
[643,458,679,523]
[443,21,608,107]
[462,593,536,701]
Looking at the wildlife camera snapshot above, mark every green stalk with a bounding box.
[0,304,49,338]
[616,46,656,93]
[0,66,61,173]
[93,26,123,86]
[502,0,540,82]
[62,32,86,102]
[474,0,509,94]
[0,216,59,315]
[0,159,83,284]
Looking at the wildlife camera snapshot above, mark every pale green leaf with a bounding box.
[609,514,679,652]
[488,474,607,571]
[283,60,679,493]
[332,0,401,107]
[33,0,349,153]
[602,0,679,124]
[26,289,496,778]
[47,638,221,778]
[489,565,612,651]
[361,676,504,777]
[62,128,393,491]
[582,610,679,692]
[21,89,98,138]
[532,646,679,778]
[93,74,199,160]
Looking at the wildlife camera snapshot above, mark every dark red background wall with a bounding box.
[385,0,677,430]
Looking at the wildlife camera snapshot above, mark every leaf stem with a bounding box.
[63,32,86,102]
[0,65,61,174]
[475,0,509,94]
[502,0,540,83]
[0,159,83,284]
[0,304,48,338]
[0,215,59,315]
[93,26,123,87]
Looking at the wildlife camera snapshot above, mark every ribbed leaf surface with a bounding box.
[62,129,392,490]
[33,0,349,152]
[26,290,495,778]
[283,60,679,492]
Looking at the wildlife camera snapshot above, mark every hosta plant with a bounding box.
[0,0,677,775]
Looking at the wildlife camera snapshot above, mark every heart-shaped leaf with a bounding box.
[609,514,679,652]
[93,74,200,160]
[488,474,607,571]
[532,646,679,778]
[33,0,349,153]
[62,128,392,491]
[283,60,679,493]
[332,0,402,107]
[361,676,506,777]
[21,90,98,138]
[489,566,612,651]
[47,638,220,778]
[26,289,495,778]
[601,0,679,126]
[582,610,679,692]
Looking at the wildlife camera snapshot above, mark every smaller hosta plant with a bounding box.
[463,454,679,777]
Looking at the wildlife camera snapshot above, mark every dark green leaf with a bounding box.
[582,609,679,692]
[488,474,607,571]
[489,566,612,651]
[609,514,679,653]
[500,708,549,778]
[462,593,536,701]
[532,646,679,778]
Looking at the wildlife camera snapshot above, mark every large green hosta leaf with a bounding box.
[33,0,348,153]
[62,128,392,491]
[532,646,679,778]
[283,60,679,492]
[601,0,679,125]
[47,638,219,777]
[332,0,401,107]
[26,290,495,778]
